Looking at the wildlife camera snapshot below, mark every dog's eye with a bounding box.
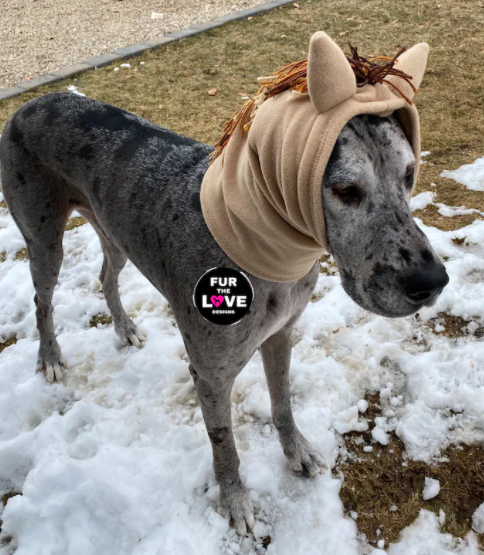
[405,166,415,189]
[333,184,361,205]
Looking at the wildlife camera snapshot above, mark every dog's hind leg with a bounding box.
[2,170,70,383]
[77,208,145,347]
[260,325,327,477]
[98,236,146,347]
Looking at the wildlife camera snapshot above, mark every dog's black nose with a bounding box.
[402,264,449,304]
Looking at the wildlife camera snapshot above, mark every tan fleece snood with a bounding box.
[201,32,429,282]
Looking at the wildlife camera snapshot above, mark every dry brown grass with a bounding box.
[13,248,28,261]
[425,312,484,338]
[413,204,484,232]
[65,216,88,231]
[89,313,113,327]
[337,394,484,547]
[0,336,17,354]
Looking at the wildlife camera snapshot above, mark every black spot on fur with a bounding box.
[266,293,278,312]
[92,176,102,204]
[162,196,173,212]
[421,249,433,263]
[40,215,46,223]
[208,427,229,446]
[43,101,63,127]
[79,144,94,160]
[191,192,201,212]
[16,172,26,185]
[8,115,25,149]
[399,248,411,263]
[367,115,385,128]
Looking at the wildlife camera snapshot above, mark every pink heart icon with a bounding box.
[211,295,224,308]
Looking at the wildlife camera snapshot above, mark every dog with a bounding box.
[0,91,448,535]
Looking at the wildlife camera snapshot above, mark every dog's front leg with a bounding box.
[190,364,255,535]
[260,326,327,477]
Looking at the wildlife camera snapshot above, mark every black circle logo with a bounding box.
[193,267,254,325]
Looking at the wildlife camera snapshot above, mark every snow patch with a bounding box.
[422,477,440,500]
[441,157,484,191]
[410,191,436,211]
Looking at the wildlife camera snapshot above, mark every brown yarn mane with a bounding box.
[211,44,416,162]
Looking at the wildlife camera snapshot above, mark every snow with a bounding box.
[67,85,86,97]
[371,426,389,446]
[441,157,484,191]
[2,169,484,552]
[333,405,368,434]
[422,477,440,501]
[387,510,480,555]
[472,503,484,534]
[410,191,436,211]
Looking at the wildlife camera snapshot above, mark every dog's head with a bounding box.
[322,113,448,317]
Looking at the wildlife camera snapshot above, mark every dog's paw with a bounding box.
[115,320,146,348]
[281,430,327,478]
[36,357,65,383]
[218,481,255,536]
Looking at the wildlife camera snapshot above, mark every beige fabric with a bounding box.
[201,32,429,282]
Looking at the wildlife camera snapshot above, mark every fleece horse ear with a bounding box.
[307,31,357,113]
[386,42,430,102]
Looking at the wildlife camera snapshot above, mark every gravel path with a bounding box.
[0,0,268,89]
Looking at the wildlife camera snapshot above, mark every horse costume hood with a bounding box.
[201,32,429,282]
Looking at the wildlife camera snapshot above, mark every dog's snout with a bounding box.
[402,261,449,304]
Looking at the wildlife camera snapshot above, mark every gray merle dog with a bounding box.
[0,92,448,534]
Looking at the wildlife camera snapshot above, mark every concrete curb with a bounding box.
[0,0,296,100]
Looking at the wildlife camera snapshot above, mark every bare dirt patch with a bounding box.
[337,393,484,547]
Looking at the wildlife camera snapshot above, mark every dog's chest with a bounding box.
[256,265,319,342]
